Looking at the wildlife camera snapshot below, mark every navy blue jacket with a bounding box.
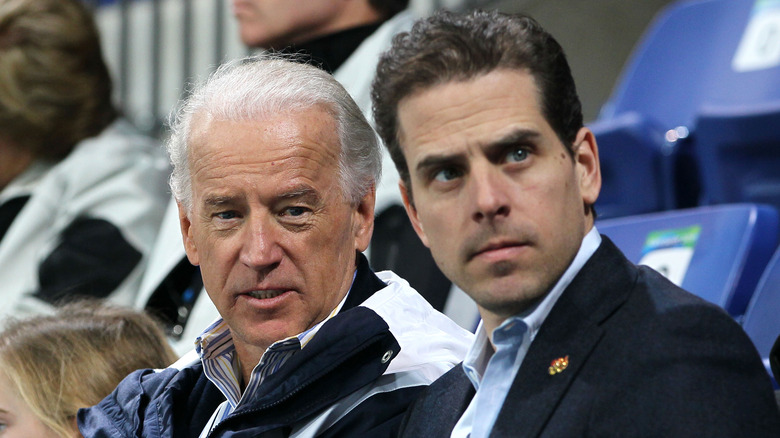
[399,237,780,437]
[78,255,441,437]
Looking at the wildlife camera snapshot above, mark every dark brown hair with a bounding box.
[371,9,583,192]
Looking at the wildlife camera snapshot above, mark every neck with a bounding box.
[289,2,382,46]
[233,342,257,392]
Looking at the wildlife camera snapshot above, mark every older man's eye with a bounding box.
[284,206,308,217]
[215,211,238,220]
[433,167,461,182]
[506,147,528,163]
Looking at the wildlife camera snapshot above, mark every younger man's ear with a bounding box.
[573,127,601,207]
[399,180,430,248]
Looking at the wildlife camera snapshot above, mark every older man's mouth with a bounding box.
[246,290,286,300]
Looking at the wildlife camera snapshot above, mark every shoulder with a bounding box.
[77,361,212,437]
[46,119,167,204]
[73,118,161,156]
[580,237,746,341]
[361,271,473,380]
[397,365,473,438]
[623,264,747,341]
[77,367,181,436]
[573,257,780,434]
[414,364,473,406]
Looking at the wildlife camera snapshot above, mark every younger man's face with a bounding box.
[396,69,600,331]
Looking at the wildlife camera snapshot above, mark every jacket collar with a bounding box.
[206,254,398,436]
[491,236,635,437]
[341,251,387,312]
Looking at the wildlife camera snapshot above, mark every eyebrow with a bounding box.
[415,128,541,173]
[203,195,239,208]
[275,186,322,207]
[202,187,320,209]
[489,128,540,150]
[276,186,318,201]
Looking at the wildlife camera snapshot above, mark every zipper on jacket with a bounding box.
[206,329,394,437]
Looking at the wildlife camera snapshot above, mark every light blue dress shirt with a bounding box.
[451,227,602,438]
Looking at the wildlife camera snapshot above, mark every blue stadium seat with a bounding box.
[596,204,779,319]
[597,0,727,130]
[694,101,780,211]
[589,0,730,217]
[742,246,780,388]
[685,0,780,213]
[588,113,676,218]
[592,0,780,217]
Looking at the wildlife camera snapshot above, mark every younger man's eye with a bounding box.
[506,147,528,163]
[433,167,461,182]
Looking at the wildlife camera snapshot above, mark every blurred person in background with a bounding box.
[0,0,170,320]
[0,300,177,438]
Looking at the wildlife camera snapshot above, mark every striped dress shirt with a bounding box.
[197,292,349,438]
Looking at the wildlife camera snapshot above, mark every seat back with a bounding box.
[588,113,676,218]
[593,0,780,217]
[598,0,736,129]
[743,246,780,388]
[596,204,779,318]
[688,0,780,212]
[591,0,733,217]
[694,102,780,210]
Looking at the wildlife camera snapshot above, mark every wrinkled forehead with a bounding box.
[187,107,343,183]
[189,104,339,150]
[397,70,546,144]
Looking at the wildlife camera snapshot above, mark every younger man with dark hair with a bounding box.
[372,9,780,437]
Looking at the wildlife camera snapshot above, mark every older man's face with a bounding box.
[179,106,374,355]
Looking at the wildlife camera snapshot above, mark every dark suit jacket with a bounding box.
[399,237,780,437]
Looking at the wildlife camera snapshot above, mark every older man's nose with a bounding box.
[239,215,283,270]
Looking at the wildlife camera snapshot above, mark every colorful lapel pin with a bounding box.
[548,355,569,375]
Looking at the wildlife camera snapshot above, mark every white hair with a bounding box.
[166,54,382,212]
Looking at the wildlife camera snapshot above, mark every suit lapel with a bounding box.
[399,365,474,437]
[433,368,476,435]
[491,237,637,437]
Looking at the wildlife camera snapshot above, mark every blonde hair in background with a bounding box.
[0,300,178,438]
[0,0,117,160]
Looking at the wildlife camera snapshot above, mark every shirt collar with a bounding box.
[462,227,602,384]
[195,268,357,409]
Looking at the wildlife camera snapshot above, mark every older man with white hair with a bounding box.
[77,54,472,438]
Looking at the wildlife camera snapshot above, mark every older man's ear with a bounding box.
[354,186,376,253]
[177,202,199,266]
